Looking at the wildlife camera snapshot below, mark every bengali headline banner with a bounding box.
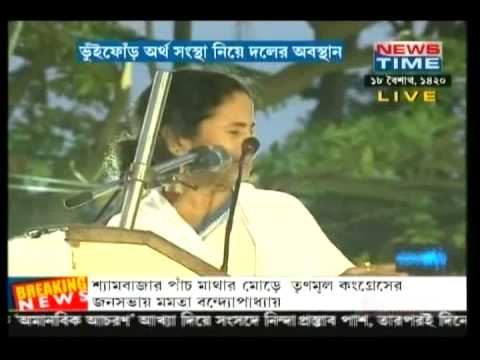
[76,40,344,63]
[8,276,466,312]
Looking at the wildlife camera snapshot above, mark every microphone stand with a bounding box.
[119,70,172,229]
[220,161,243,274]
[63,70,172,218]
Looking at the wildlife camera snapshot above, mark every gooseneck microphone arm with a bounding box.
[220,137,260,273]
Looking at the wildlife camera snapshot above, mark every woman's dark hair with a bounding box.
[117,69,254,172]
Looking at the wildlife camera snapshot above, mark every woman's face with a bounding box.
[167,91,256,188]
[192,91,256,161]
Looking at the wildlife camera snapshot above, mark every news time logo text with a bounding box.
[364,41,451,104]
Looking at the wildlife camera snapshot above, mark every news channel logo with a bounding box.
[364,41,451,103]
[374,41,442,73]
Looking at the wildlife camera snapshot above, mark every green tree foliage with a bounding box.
[254,36,466,273]
[8,21,141,237]
[9,21,139,176]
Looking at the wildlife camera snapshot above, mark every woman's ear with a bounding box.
[161,127,193,156]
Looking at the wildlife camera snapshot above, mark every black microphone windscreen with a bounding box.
[241,137,260,156]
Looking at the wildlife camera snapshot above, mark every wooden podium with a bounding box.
[65,224,227,276]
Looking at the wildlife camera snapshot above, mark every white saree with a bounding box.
[8,183,353,277]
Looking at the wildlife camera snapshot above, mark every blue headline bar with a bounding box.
[76,40,344,63]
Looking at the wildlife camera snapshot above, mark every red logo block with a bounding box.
[12,277,88,312]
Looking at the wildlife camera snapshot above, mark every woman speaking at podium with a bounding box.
[9,69,397,277]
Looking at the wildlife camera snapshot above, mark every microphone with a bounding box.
[191,145,234,173]
[150,145,232,180]
[241,137,260,158]
[63,146,232,209]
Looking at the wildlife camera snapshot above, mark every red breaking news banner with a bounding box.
[11,277,88,312]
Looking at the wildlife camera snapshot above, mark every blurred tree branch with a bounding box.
[255,48,371,110]
[145,21,157,80]
[8,21,23,63]
[174,21,191,70]
[304,22,363,124]
[307,21,373,38]
[253,21,374,111]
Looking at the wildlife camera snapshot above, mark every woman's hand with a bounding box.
[341,263,408,276]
